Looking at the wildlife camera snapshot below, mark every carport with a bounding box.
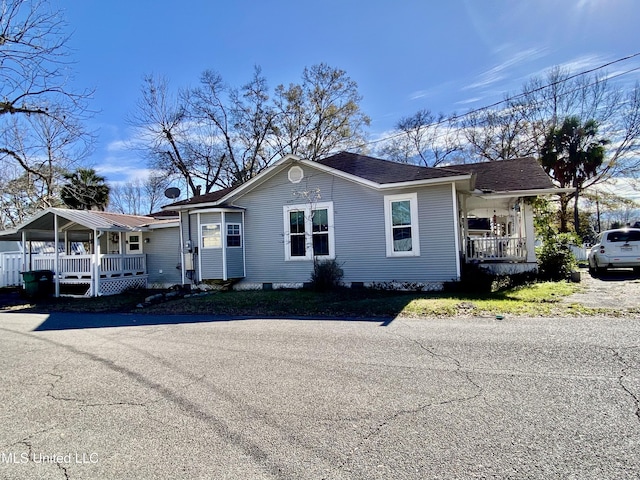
[0,208,153,297]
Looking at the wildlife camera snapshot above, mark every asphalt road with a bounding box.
[0,312,638,479]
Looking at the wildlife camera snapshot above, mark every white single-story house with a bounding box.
[0,152,566,296]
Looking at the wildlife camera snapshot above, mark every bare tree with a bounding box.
[187,66,277,187]
[0,0,93,226]
[131,64,370,195]
[129,75,201,196]
[109,174,172,215]
[378,109,462,166]
[273,63,370,161]
[460,102,536,162]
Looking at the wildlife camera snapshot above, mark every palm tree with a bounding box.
[60,168,110,210]
[540,117,608,234]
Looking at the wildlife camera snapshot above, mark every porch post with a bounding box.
[54,213,60,298]
[461,194,468,259]
[451,184,461,280]
[523,202,536,263]
[93,229,100,296]
[21,231,27,274]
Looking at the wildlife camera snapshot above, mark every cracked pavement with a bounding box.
[0,312,639,479]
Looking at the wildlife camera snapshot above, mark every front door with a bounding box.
[125,233,142,254]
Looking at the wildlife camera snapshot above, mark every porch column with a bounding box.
[21,231,27,275]
[93,229,100,296]
[460,194,468,258]
[523,202,536,263]
[451,184,461,280]
[54,213,60,298]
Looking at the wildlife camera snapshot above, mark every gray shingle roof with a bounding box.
[317,152,465,183]
[319,152,554,192]
[166,186,237,207]
[450,157,555,192]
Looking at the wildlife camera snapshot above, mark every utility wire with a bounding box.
[357,52,640,150]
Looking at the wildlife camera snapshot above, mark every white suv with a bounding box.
[588,228,640,275]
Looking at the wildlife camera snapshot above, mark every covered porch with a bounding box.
[0,208,155,297]
[459,192,538,274]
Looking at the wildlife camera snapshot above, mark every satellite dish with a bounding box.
[164,187,181,200]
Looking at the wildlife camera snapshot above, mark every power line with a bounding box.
[358,52,640,150]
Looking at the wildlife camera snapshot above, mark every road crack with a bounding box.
[611,346,640,425]
[337,328,484,473]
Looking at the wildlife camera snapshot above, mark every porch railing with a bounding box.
[467,237,527,262]
[30,254,146,278]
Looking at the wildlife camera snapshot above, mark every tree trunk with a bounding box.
[573,186,580,236]
[558,194,571,233]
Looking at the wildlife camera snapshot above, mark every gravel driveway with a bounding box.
[563,268,640,310]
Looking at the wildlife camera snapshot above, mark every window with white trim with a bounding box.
[283,202,334,260]
[201,224,221,248]
[384,193,420,257]
[226,223,242,247]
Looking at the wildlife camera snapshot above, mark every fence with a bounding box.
[0,252,23,287]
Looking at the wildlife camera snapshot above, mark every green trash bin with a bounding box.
[21,270,54,299]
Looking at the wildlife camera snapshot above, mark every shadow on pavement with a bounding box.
[30,312,389,331]
[589,268,640,282]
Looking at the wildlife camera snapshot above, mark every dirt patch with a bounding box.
[563,268,640,310]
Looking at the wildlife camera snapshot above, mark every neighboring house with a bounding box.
[165,152,563,290]
[0,152,564,296]
[0,208,180,294]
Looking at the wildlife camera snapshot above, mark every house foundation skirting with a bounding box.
[477,262,538,275]
[233,281,445,292]
[58,275,148,297]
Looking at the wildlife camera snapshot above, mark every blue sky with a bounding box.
[59,0,640,185]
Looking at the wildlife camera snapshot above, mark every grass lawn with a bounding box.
[2,281,598,318]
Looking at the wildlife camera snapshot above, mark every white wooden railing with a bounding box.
[30,254,146,278]
[467,237,527,261]
[0,252,23,287]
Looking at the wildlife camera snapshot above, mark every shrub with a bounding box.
[309,258,344,291]
[536,233,578,281]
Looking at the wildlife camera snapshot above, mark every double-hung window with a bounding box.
[201,224,221,248]
[226,224,242,247]
[283,202,334,260]
[384,193,420,257]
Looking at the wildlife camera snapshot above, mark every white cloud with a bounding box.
[463,47,548,91]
